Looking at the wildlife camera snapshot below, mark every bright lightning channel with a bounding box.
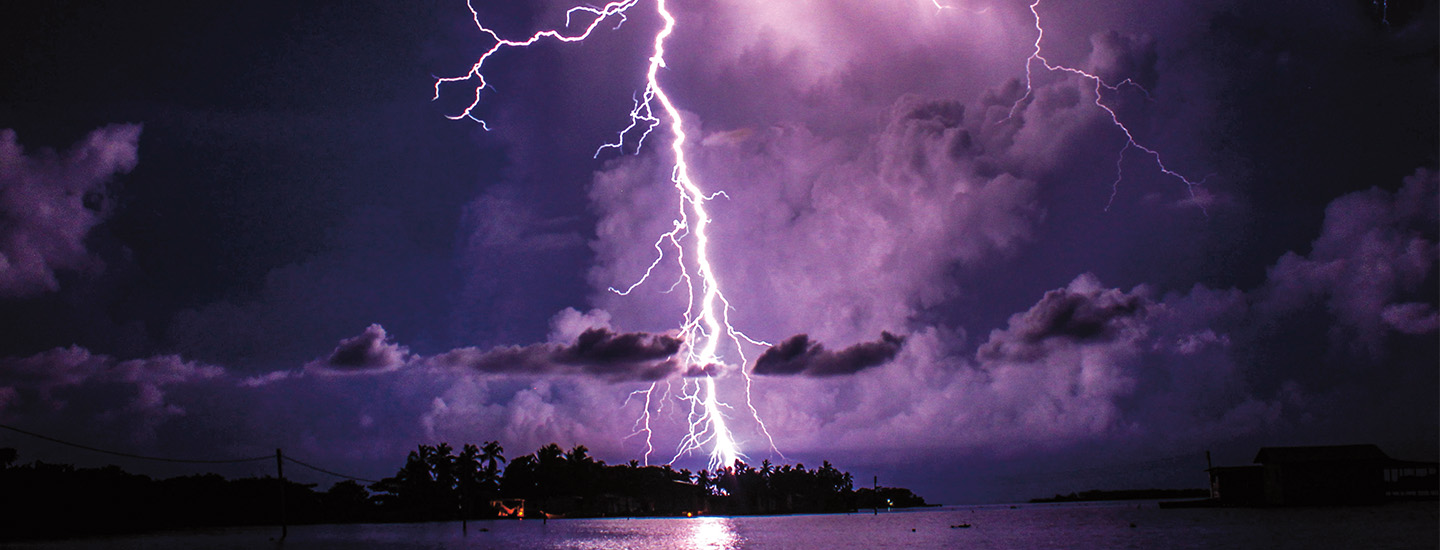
[437,0,778,472]
[1005,0,1208,213]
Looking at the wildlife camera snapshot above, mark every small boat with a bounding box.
[950,523,972,529]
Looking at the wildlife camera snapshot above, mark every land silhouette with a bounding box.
[1029,488,1209,503]
[0,443,929,540]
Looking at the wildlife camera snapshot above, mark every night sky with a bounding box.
[1,0,1435,504]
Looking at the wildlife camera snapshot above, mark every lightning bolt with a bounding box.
[1006,0,1208,213]
[438,0,779,471]
[434,0,642,129]
[442,0,1211,471]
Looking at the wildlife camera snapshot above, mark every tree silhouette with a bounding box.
[478,440,505,494]
[0,440,923,539]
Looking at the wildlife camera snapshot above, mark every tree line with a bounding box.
[1,443,930,540]
[369,441,929,518]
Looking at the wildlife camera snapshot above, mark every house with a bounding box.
[1207,465,1265,506]
[1206,444,1438,506]
[1383,458,1440,500]
[1253,445,1390,505]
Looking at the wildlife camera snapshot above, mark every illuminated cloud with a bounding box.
[0,125,140,297]
[589,92,1047,345]
[0,0,1432,503]
[1259,169,1439,354]
[307,323,413,373]
[755,171,1438,459]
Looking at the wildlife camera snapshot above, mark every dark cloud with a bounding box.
[0,346,223,443]
[1085,31,1159,91]
[429,327,683,382]
[0,125,140,297]
[0,0,1433,505]
[1258,168,1438,356]
[456,189,590,345]
[1382,302,1438,335]
[978,275,1148,362]
[566,327,682,365]
[753,332,906,377]
[307,324,412,373]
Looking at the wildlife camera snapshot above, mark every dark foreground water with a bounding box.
[14,501,1438,549]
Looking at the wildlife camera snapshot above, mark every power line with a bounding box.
[283,455,380,484]
[0,422,382,483]
[0,422,271,465]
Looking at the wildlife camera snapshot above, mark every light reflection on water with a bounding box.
[687,516,741,550]
[9,501,1437,549]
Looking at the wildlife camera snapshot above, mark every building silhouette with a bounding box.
[1207,444,1438,506]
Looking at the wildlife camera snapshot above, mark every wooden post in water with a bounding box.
[873,476,878,516]
[276,448,288,540]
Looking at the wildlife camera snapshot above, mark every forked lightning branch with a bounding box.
[435,0,776,471]
[435,0,1205,470]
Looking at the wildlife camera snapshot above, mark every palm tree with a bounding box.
[477,440,506,495]
[564,445,590,466]
[479,441,506,475]
[426,443,457,495]
[501,454,538,499]
[696,469,714,494]
[537,443,564,466]
[533,443,567,499]
[456,444,483,516]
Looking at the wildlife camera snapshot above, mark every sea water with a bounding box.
[11,501,1437,549]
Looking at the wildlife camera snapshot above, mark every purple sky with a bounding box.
[0,0,1435,503]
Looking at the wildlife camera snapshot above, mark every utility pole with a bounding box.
[276,448,288,540]
[1205,450,1215,499]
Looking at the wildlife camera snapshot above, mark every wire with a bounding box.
[0,422,272,464]
[2,423,383,483]
[283,455,380,484]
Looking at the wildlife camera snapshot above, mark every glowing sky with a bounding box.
[0,0,1434,503]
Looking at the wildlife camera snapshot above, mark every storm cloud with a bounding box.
[749,171,1437,462]
[428,327,683,382]
[753,332,906,377]
[307,324,413,373]
[0,346,223,443]
[977,276,1148,362]
[1258,168,1439,356]
[0,0,1433,505]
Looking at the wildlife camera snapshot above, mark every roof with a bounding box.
[1254,444,1389,464]
[1385,459,1440,469]
[1207,465,1263,472]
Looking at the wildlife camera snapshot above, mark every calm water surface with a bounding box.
[16,501,1438,549]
